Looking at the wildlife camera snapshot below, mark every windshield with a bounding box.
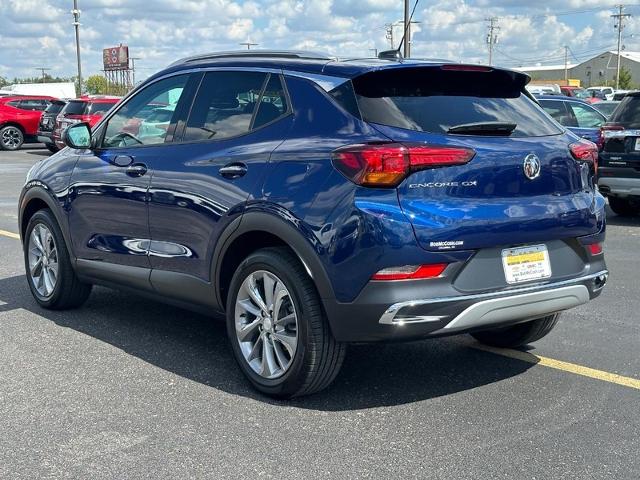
[345,67,562,137]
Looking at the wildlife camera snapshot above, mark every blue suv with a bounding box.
[19,51,608,397]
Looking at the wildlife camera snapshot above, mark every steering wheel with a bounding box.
[110,131,143,146]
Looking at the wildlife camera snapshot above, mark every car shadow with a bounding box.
[0,274,536,410]
[605,206,640,227]
[24,150,50,157]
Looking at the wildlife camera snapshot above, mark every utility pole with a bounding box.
[71,0,83,95]
[130,57,140,87]
[564,45,569,83]
[385,23,395,49]
[239,40,258,50]
[403,0,411,58]
[36,68,51,83]
[369,48,378,57]
[486,17,499,66]
[612,5,632,89]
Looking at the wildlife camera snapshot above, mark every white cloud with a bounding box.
[0,0,638,82]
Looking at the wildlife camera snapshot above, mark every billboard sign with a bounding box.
[103,45,129,70]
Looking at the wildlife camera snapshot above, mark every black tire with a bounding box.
[45,144,59,153]
[23,209,92,309]
[470,314,559,348]
[226,247,346,398]
[0,125,24,151]
[608,197,637,216]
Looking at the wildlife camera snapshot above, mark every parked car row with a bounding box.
[532,92,638,215]
[0,94,121,151]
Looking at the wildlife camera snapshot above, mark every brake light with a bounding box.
[372,264,448,281]
[601,124,625,140]
[587,243,603,255]
[440,65,493,72]
[570,140,598,174]
[331,143,475,187]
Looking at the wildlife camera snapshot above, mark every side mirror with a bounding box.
[63,122,92,149]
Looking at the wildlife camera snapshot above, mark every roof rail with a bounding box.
[169,50,334,67]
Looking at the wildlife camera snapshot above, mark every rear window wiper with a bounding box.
[447,122,517,136]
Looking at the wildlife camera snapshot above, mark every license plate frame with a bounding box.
[501,244,552,285]
[634,138,640,151]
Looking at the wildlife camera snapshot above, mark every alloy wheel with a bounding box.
[1,127,22,149]
[28,223,59,298]
[234,270,298,379]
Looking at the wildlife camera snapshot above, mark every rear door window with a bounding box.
[348,67,562,137]
[182,71,267,142]
[567,102,604,128]
[252,74,289,129]
[539,100,577,127]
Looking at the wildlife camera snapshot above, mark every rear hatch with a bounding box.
[349,65,599,252]
[601,93,640,173]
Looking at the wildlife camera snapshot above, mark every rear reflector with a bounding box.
[587,243,603,255]
[570,140,599,174]
[331,143,475,188]
[372,263,448,281]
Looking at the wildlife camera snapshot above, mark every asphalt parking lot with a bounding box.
[1,145,638,479]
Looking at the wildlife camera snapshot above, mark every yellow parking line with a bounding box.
[473,344,640,390]
[0,229,20,240]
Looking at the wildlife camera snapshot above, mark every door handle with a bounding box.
[126,163,148,177]
[219,163,247,179]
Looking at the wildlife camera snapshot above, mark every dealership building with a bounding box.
[514,50,640,87]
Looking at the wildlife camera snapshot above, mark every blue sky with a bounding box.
[1,0,639,82]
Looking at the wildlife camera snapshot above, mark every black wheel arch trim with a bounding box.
[19,186,72,256]
[212,208,336,310]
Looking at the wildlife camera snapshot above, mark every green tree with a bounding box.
[85,74,108,95]
[0,76,8,88]
[618,66,633,90]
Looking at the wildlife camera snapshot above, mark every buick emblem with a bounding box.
[523,154,541,180]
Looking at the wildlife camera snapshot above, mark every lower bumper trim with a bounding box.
[379,270,607,329]
[436,285,588,333]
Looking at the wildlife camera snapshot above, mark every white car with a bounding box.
[586,86,614,101]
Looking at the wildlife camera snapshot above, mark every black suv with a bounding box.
[600,92,640,215]
[37,100,67,153]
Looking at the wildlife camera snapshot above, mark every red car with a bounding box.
[0,96,55,150]
[53,96,120,149]
[560,86,600,104]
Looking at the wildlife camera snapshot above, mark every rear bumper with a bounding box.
[598,176,640,198]
[36,132,54,145]
[324,269,608,342]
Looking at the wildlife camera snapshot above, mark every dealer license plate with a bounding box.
[501,244,552,284]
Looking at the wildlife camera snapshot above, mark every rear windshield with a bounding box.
[62,100,115,116]
[88,102,115,115]
[62,101,88,115]
[338,67,562,137]
[608,95,640,128]
[45,102,65,114]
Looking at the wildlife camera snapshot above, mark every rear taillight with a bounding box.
[331,143,475,188]
[601,124,625,139]
[570,140,599,174]
[587,242,603,255]
[372,263,448,281]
